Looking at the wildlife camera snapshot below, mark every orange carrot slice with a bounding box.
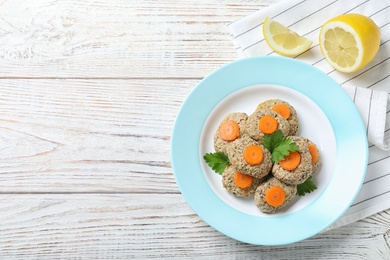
[243,145,264,165]
[272,104,291,119]
[308,144,319,164]
[218,120,240,141]
[234,171,253,188]
[279,151,301,171]
[259,115,278,134]
[265,186,286,207]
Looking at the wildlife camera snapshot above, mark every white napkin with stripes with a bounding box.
[227,0,390,229]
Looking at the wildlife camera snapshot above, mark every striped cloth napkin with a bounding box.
[227,0,390,229]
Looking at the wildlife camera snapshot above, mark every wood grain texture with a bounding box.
[0,0,278,78]
[0,194,389,259]
[0,0,389,258]
[0,78,192,192]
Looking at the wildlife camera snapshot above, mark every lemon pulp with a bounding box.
[319,14,380,73]
[263,17,312,57]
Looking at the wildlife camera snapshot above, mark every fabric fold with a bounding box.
[342,85,389,150]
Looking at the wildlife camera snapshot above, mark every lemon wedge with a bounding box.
[319,14,381,73]
[263,17,313,57]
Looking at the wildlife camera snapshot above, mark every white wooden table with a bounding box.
[0,0,389,258]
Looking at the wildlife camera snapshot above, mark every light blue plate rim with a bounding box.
[170,56,368,246]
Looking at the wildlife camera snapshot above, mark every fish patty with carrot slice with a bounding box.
[272,136,313,185]
[254,176,297,213]
[222,165,264,197]
[256,99,299,136]
[225,134,272,179]
[214,112,248,153]
[246,108,290,142]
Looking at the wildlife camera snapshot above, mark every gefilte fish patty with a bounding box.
[256,99,299,136]
[254,176,297,213]
[272,136,313,185]
[222,165,264,197]
[214,112,248,153]
[246,108,290,142]
[225,134,272,179]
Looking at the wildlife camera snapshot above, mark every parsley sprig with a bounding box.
[203,152,230,175]
[262,130,299,163]
[297,177,317,196]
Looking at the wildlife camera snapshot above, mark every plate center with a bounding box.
[199,84,336,217]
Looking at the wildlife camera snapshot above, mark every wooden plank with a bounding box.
[1,1,388,257]
[0,0,279,78]
[0,194,389,259]
[0,78,194,192]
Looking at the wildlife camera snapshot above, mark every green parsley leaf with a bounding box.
[203,152,230,175]
[262,130,285,152]
[272,137,299,163]
[296,177,317,196]
[262,130,299,163]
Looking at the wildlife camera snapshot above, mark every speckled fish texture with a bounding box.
[225,134,272,179]
[256,99,299,136]
[254,176,297,213]
[222,165,264,197]
[214,112,248,153]
[246,108,290,142]
[272,136,313,185]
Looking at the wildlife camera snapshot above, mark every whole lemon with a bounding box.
[319,13,381,73]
